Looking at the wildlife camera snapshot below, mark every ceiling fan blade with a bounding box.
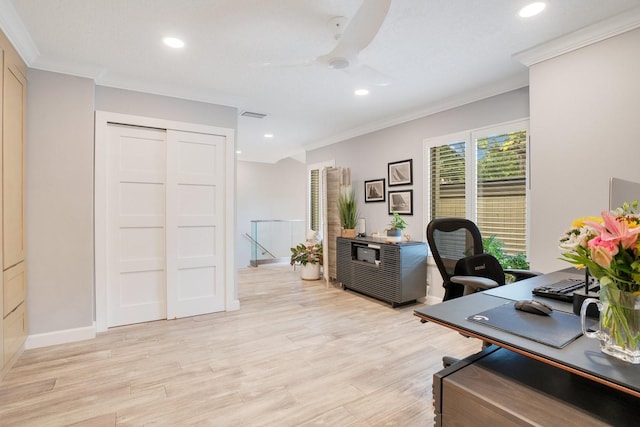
[319,0,391,65]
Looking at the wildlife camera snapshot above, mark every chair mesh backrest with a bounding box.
[427,218,484,300]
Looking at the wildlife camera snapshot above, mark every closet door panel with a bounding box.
[107,124,167,327]
[2,63,26,269]
[3,300,26,365]
[166,131,225,319]
[3,262,25,316]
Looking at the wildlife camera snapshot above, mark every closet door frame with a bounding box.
[94,111,238,333]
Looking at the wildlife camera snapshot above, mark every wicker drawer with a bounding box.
[3,261,26,317]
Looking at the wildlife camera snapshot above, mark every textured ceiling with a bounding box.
[2,0,640,162]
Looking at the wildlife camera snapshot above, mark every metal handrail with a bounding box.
[248,219,306,267]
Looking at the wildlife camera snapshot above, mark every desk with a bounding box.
[414,269,640,398]
[433,345,638,426]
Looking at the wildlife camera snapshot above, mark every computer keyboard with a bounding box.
[532,278,598,302]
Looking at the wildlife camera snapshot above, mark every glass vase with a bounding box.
[581,285,640,364]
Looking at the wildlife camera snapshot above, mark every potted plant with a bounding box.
[338,186,359,238]
[290,241,323,280]
[387,211,407,242]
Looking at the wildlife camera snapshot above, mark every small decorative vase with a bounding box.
[581,284,640,364]
[300,263,321,280]
[341,228,357,238]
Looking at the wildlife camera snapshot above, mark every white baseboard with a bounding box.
[25,323,96,350]
[227,299,240,311]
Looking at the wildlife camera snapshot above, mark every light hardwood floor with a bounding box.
[0,264,480,426]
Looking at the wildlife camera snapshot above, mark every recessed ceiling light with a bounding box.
[163,37,185,48]
[355,89,369,96]
[236,150,242,155]
[264,133,274,138]
[519,2,546,18]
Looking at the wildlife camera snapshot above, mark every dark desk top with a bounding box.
[414,270,640,398]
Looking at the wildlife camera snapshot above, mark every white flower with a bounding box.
[559,227,592,251]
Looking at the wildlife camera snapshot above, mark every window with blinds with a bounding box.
[476,130,527,254]
[309,168,320,232]
[427,121,529,256]
[430,140,466,220]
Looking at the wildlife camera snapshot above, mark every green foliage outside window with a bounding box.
[483,235,530,270]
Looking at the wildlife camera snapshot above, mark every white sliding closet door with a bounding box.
[166,130,225,318]
[107,124,167,327]
[105,125,226,327]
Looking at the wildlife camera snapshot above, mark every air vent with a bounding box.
[241,111,267,119]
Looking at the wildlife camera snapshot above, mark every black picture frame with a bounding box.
[364,179,385,203]
[388,159,413,186]
[388,190,413,215]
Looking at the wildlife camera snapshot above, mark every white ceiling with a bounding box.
[2,0,640,163]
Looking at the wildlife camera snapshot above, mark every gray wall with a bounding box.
[26,70,238,336]
[26,70,95,334]
[236,158,307,267]
[96,86,237,129]
[529,28,640,273]
[308,88,529,240]
[307,88,530,300]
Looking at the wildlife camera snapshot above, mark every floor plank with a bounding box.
[0,264,481,426]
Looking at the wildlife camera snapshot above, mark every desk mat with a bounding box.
[467,302,583,349]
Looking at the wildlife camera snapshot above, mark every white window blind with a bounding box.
[475,129,527,254]
[429,140,466,220]
[310,168,320,231]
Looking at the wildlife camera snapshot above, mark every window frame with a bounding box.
[423,119,531,255]
[307,160,335,234]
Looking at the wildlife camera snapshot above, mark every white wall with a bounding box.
[529,28,640,273]
[307,88,530,299]
[236,158,307,267]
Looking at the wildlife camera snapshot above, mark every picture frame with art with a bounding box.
[388,190,413,215]
[364,179,385,203]
[388,159,413,186]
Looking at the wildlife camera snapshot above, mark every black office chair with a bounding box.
[427,217,540,301]
[426,218,540,367]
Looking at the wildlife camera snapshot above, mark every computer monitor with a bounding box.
[609,177,640,210]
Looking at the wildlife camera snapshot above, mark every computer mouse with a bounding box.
[514,299,553,316]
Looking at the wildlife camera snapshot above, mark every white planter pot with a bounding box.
[300,263,321,280]
[386,229,402,242]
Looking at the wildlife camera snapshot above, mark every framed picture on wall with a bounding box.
[388,190,413,215]
[364,179,385,203]
[388,159,413,186]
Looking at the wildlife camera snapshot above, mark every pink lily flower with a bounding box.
[586,211,640,250]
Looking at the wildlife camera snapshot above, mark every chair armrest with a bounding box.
[505,269,543,281]
[451,275,499,295]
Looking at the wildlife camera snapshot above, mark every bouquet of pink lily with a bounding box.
[559,201,640,293]
[560,202,640,363]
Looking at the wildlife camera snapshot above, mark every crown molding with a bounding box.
[0,0,40,65]
[514,6,640,66]
[304,71,529,153]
